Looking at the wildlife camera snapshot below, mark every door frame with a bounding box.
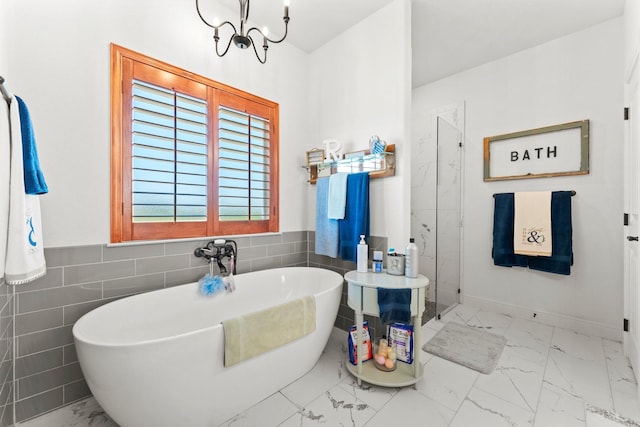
[624,47,640,381]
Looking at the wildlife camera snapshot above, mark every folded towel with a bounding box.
[223,296,316,367]
[15,96,48,195]
[327,172,349,220]
[377,288,411,324]
[4,96,47,284]
[339,172,370,262]
[492,193,528,268]
[513,191,552,256]
[0,97,10,284]
[528,191,573,275]
[315,177,339,258]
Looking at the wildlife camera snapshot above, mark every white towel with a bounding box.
[0,99,10,284]
[327,172,349,219]
[4,96,46,285]
[513,191,552,257]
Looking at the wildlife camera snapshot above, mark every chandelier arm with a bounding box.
[195,0,238,33]
[216,34,236,57]
[247,23,288,45]
[248,34,267,64]
[195,0,216,28]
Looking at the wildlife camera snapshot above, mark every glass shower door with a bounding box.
[435,116,462,319]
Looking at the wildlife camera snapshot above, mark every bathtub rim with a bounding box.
[72,266,344,348]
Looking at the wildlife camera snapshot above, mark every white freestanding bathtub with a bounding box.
[73,267,343,427]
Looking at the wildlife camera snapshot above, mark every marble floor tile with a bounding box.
[474,345,545,412]
[278,385,376,426]
[466,310,513,336]
[534,381,586,427]
[545,336,613,411]
[416,355,479,411]
[338,378,398,411]
[219,392,298,427]
[603,339,640,421]
[440,304,480,325]
[18,397,118,427]
[586,405,640,427]
[365,387,455,427]
[450,388,535,427]
[18,304,640,427]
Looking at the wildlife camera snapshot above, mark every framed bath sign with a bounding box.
[483,120,589,181]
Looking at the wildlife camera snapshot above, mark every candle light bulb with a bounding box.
[263,26,269,37]
[284,0,290,6]
[213,17,220,27]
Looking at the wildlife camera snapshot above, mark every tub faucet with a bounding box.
[194,239,237,276]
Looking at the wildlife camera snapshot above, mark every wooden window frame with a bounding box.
[110,44,279,243]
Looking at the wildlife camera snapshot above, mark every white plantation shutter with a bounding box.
[131,80,208,223]
[218,106,270,222]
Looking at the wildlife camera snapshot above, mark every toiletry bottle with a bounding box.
[373,251,383,273]
[405,238,419,278]
[357,235,368,272]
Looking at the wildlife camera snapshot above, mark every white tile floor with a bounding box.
[19,304,640,427]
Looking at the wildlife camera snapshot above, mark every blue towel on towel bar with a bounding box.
[339,172,370,262]
[493,191,573,275]
[327,172,349,219]
[492,193,528,268]
[315,177,339,258]
[527,191,573,275]
[378,288,411,324]
[15,96,48,195]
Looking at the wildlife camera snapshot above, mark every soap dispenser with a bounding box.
[357,235,368,272]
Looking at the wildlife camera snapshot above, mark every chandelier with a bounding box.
[196,0,290,64]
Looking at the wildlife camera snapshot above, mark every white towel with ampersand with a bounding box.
[513,191,552,257]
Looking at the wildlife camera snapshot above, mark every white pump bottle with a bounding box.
[357,235,368,272]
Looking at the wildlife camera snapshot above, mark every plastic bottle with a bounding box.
[357,235,368,272]
[405,238,419,278]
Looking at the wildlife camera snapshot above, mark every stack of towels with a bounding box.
[315,172,370,262]
[492,191,573,275]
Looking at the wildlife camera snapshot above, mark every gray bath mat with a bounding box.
[422,322,506,374]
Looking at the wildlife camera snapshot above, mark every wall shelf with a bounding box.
[303,145,395,184]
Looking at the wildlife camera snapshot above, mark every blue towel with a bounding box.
[315,177,339,258]
[327,172,349,219]
[377,288,411,324]
[528,191,573,275]
[15,96,48,195]
[492,193,528,268]
[339,172,370,262]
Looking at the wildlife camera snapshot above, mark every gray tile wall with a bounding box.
[11,231,308,424]
[8,230,389,424]
[0,283,14,427]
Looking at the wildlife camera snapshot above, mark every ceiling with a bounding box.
[214,0,625,88]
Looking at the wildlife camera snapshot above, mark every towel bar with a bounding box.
[493,190,576,198]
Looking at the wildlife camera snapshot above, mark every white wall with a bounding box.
[413,18,624,337]
[4,0,309,247]
[625,0,640,77]
[306,0,412,251]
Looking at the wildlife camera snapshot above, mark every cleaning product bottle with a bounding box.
[405,237,418,278]
[357,235,368,272]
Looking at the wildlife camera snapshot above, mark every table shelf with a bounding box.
[344,270,429,388]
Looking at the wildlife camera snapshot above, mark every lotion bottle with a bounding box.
[357,235,368,272]
[405,238,419,278]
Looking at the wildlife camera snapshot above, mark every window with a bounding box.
[111,44,279,242]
